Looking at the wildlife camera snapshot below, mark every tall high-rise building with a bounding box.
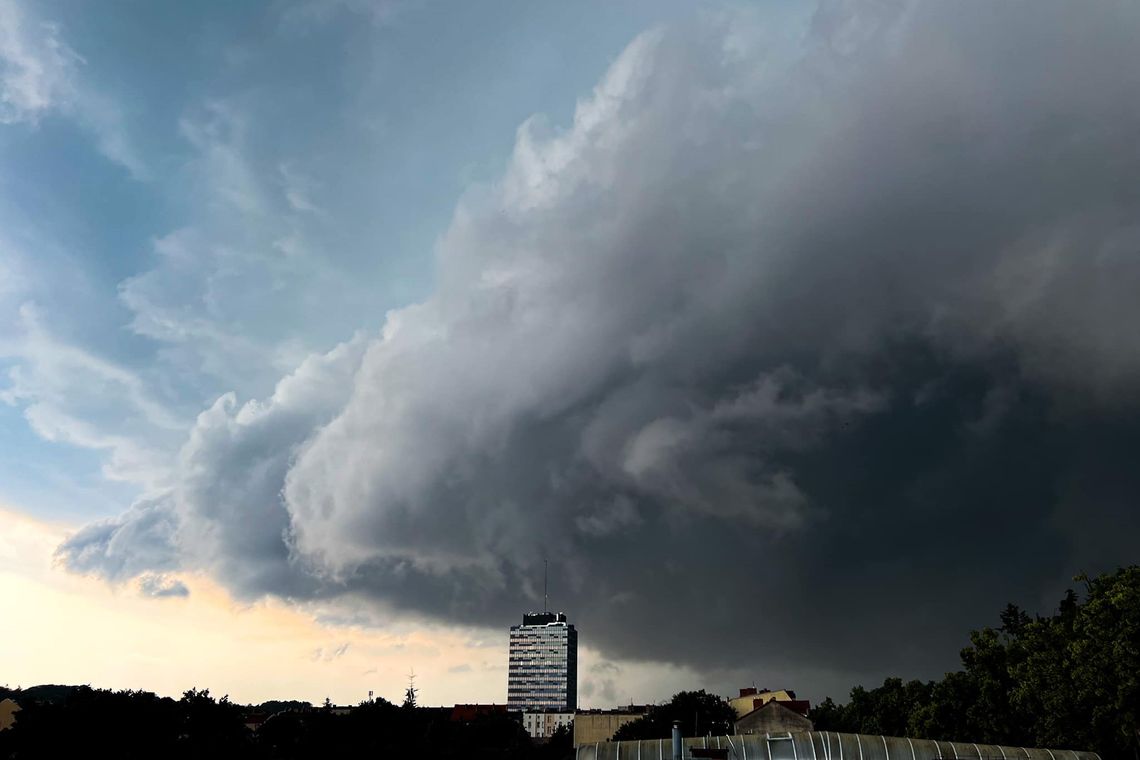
[507,611,578,711]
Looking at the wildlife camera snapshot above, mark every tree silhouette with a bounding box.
[403,670,418,709]
[613,690,736,740]
[813,566,1140,760]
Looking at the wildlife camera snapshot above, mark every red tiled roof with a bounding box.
[450,704,508,722]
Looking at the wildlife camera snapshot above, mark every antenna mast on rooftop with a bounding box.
[544,558,549,613]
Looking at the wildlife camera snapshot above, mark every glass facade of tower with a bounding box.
[507,612,578,711]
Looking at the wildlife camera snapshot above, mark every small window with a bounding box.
[769,735,797,760]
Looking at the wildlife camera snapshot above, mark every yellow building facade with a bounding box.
[729,689,797,718]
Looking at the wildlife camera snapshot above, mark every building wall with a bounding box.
[573,712,642,745]
[507,613,578,711]
[522,711,574,739]
[735,702,813,735]
[729,689,796,718]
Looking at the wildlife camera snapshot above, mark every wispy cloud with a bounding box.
[0,0,145,177]
[138,572,189,598]
[2,304,184,430]
[0,0,76,124]
[0,303,184,491]
[72,88,148,180]
[279,163,324,216]
[113,100,371,397]
[277,0,406,31]
[310,642,351,662]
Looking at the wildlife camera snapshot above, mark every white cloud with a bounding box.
[22,404,170,487]
[115,100,377,401]
[4,45,380,519]
[0,304,184,492]
[117,228,289,392]
[1,305,182,429]
[0,0,76,124]
[279,163,324,215]
[57,332,370,597]
[178,101,267,217]
[0,0,145,176]
[73,88,149,180]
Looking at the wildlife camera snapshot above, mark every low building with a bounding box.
[451,704,510,722]
[573,707,648,745]
[735,699,813,735]
[729,687,798,718]
[242,711,269,732]
[522,710,574,739]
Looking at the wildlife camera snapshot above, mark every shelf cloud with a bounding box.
[57,0,1140,691]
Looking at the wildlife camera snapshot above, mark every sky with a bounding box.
[2,0,1140,709]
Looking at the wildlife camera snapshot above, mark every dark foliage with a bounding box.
[0,685,252,759]
[0,688,568,760]
[612,690,736,741]
[256,700,312,716]
[812,566,1140,760]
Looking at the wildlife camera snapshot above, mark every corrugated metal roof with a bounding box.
[574,730,1102,760]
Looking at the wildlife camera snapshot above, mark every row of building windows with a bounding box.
[508,615,577,711]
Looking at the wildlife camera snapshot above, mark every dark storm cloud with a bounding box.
[61,497,180,582]
[138,573,190,598]
[58,0,1140,698]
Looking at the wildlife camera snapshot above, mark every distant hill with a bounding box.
[255,700,312,715]
[4,686,82,705]
[0,687,314,715]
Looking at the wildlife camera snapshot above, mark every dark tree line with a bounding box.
[612,689,738,741]
[0,687,572,760]
[812,566,1140,760]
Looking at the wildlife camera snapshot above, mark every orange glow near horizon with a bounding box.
[0,505,699,709]
[0,505,514,706]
